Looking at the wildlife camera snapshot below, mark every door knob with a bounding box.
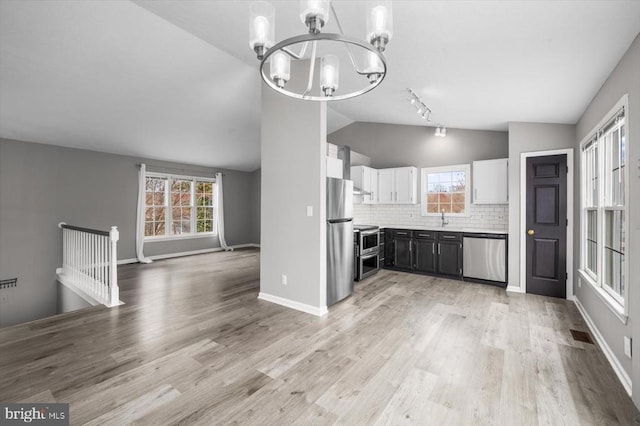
[527,229,535,236]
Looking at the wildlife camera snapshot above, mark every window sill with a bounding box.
[145,233,218,243]
[578,269,628,325]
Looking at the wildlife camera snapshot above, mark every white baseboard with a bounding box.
[506,285,525,294]
[147,247,225,261]
[116,243,261,264]
[574,297,632,396]
[258,292,328,317]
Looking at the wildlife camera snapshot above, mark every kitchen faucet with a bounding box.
[441,209,449,227]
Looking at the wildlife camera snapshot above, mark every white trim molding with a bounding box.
[574,297,632,396]
[578,270,628,324]
[258,292,328,317]
[117,244,260,264]
[519,148,574,300]
[506,285,525,294]
[56,272,124,307]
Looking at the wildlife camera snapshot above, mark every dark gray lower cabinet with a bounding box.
[386,229,462,279]
[437,241,462,277]
[393,236,413,270]
[413,239,436,273]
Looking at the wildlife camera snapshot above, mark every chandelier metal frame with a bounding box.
[255,2,389,102]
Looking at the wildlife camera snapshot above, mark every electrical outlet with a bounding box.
[306,206,313,217]
[281,274,287,286]
[624,336,632,358]
[0,294,8,304]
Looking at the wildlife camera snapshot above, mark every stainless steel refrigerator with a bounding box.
[326,177,354,306]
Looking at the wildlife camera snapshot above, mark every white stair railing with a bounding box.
[58,222,120,307]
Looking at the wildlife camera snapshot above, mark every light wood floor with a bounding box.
[0,248,637,425]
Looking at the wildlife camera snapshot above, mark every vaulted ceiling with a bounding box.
[1,1,639,171]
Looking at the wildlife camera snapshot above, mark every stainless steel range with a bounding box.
[354,225,380,281]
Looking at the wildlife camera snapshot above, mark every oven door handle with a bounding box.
[360,252,379,260]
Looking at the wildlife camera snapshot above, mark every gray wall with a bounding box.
[250,168,261,245]
[328,122,508,169]
[0,138,259,327]
[574,33,639,405]
[506,123,576,291]
[260,80,327,310]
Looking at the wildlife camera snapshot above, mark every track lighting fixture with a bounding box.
[407,88,432,122]
[435,125,447,137]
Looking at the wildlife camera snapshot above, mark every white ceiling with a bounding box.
[1,1,639,171]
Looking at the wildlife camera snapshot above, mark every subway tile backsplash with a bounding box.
[353,203,508,230]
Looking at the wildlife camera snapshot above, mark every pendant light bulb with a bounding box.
[367,1,393,51]
[249,1,275,60]
[300,0,330,34]
[320,54,340,97]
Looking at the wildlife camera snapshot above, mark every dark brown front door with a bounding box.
[526,154,567,298]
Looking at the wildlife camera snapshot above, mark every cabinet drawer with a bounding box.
[438,232,462,242]
[391,230,411,238]
[413,231,436,240]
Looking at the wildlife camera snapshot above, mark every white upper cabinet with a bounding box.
[327,156,343,179]
[351,165,378,204]
[472,158,508,204]
[378,166,418,204]
[367,168,378,204]
[377,168,394,204]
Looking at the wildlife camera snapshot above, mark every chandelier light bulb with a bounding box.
[441,127,447,137]
[255,17,268,41]
[367,1,393,51]
[300,0,330,34]
[364,51,383,84]
[270,52,291,88]
[249,1,275,59]
[321,54,340,97]
[435,126,442,137]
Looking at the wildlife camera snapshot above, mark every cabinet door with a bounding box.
[350,166,364,204]
[384,229,394,267]
[437,241,462,276]
[363,166,378,204]
[394,167,417,204]
[369,169,378,204]
[473,159,508,204]
[327,157,343,179]
[393,237,413,269]
[414,239,436,273]
[378,169,394,204]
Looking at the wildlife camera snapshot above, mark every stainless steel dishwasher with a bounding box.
[463,233,507,285]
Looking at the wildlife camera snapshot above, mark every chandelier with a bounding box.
[249,0,393,101]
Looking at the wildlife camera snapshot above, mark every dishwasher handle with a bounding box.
[462,233,506,240]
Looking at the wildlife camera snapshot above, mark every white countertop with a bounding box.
[355,224,508,234]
